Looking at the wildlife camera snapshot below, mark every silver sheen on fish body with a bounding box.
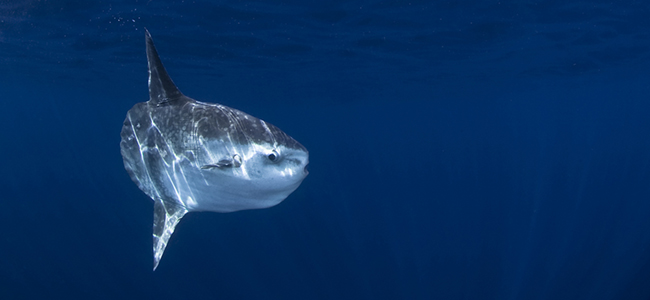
[120,30,309,270]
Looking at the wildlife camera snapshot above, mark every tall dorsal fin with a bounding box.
[145,29,183,106]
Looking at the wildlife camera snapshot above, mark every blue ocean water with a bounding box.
[2,0,650,299]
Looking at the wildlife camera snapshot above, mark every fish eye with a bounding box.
[233,154,242,167]
[267,150,280,162]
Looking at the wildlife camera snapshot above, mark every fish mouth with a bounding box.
[303,163,309,175]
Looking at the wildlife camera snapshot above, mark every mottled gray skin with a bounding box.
[120,96,307,204]
[120,30,309,270]
[124,96,305,156]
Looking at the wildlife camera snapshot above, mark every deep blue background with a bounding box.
[2,0,650,299]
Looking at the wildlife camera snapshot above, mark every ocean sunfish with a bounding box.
[120,30,309,270]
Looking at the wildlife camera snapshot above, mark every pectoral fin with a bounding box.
[152,199,188,270]
[201,159,233,169]
[201,154,242,169]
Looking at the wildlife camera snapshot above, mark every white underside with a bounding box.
[146,143,308,212]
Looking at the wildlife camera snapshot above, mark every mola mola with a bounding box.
[120,30,309,270]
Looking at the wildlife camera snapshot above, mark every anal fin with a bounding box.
[153,199,188,270]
